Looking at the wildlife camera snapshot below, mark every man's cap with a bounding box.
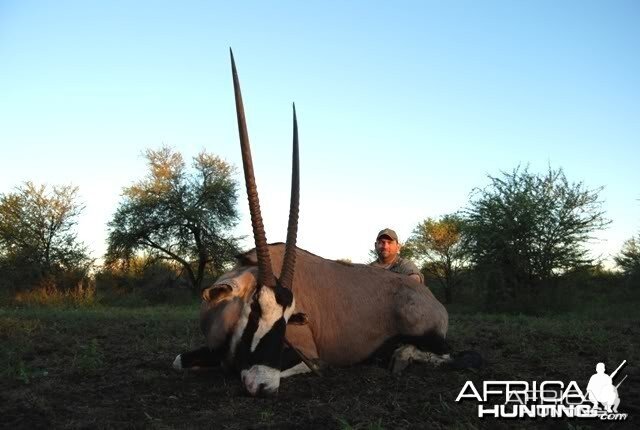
[376,228,398,242]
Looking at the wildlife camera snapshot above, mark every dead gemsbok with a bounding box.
[174,50,481,396]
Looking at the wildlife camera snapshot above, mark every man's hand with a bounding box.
[409,273,422,283]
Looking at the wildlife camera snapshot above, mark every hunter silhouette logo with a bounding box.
[586,360,627,413]
[455,360,629,420]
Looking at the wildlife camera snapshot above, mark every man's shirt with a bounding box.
[370,256,424,284]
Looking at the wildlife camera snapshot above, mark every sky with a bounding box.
[1,1,639,266]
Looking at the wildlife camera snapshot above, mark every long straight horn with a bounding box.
[279,104,300,290]
[230,49,275,288]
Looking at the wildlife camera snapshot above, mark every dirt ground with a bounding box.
[1,307,638,429]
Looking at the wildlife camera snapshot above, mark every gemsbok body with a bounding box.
[174,51,477,396]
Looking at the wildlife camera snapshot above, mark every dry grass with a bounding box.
[13,283,96,307]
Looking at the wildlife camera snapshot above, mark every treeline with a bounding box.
[0,147,241,304]
[1,147,638,310]
[402,166,639,312]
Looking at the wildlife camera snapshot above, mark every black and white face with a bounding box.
[225,50,301,395]
[233,283,295,396]
[201,265,295,396]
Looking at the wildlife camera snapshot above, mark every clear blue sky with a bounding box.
[1,1,638,265]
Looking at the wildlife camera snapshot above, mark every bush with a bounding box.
[464,165,609,306]
[95,256,198,306]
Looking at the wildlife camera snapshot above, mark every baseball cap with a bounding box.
[376,228,398,242]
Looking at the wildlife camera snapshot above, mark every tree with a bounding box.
[106,147,241,293]
[0,182,91,290]
[404,215,468,303]
[615,234,640,279]
[464,165,609,296]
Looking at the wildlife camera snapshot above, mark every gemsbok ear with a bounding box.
[201,284,232,302]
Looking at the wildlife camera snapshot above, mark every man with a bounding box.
[370,228,424,284]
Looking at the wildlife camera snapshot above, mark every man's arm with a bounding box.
[396,259,424,285]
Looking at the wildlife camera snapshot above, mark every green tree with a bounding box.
[615,234,640,279]
[405,214,468,303]
[106,147,240,293]
[0,182,91,290]
[464,165,609,297]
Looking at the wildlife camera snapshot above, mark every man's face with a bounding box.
[375,236,400,263]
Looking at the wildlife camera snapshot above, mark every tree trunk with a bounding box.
[191,225,208,295]
[444,255,453,304]
[444,271,453,304]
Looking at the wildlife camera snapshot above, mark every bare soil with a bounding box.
[1,307,638,429]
